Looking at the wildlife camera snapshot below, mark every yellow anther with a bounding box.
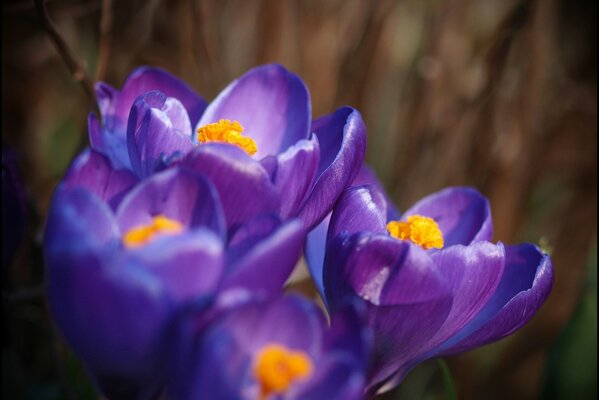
[387,215,444,250]
[253,344,312,399]
[197,119,257,156]
[122,215,184,248]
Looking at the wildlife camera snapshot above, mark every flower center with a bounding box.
[253,344,312,399]
[122,215,184,248]
[197,119,257,156]
[387,215,444,250]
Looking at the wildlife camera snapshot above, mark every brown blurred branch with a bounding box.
[34,0,94,99]
[96,0,113,81]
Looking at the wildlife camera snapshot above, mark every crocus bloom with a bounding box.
[170,295,371,400]
[90,64,366,230]
[321,185,554,392]
[44,165,304,400]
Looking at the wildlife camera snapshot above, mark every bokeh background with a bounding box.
[2,0,596,399]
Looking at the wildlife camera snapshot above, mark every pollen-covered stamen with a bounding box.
[387,215,444,250]
[197,119,257,156]
[123,215,184,248]
[253,344,312,399]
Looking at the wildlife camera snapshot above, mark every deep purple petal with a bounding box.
[88,112,103,150]
[115,167,226,239]
[196,64,311,158]
[100,67,207,133]
[222,219,305,297]
[402,187,493,246]
[436,243,553,355]
[62,148,139,210]
[123,229,225,304]
[298,107,367,229]
[270,136,320,219]
[127,91,194,177]
[182,144,280,231]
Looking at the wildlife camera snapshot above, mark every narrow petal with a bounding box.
[115,167,226,239]
[298,107,367,229]
[127,91,194,177]
[223,218,305,297]
[270,135,320,219]
[88,112,103,150]
[328,185,389,240]
[435,243,553,355]
[62,148,138,210]
[182,144,280,231]
[196,64,311,158]
[402,187,493,246]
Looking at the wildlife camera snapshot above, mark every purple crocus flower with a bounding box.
[170,295,371,400]
[321,184,554,393]
[44,164,304,400]
[90,64,366,230]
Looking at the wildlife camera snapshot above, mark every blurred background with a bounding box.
[2,0,596,399]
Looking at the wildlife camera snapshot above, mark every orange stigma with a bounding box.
[122,215,183,248]
[387,215,444,250]
[197,119,257,156]
[253,344,312,399]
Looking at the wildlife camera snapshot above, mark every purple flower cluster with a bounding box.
[44,65,553,399]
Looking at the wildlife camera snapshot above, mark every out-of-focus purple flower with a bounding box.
[44,165,304,400]
[170,295,371,400]
[322,184,554,392]
[90,64,366,230]
[2,147,28,269]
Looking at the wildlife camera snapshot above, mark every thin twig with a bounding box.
[96,0,113,81]
[34,0,95,99]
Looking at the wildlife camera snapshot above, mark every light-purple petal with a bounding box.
[62,148,138,210]
[196,64,311,158]
[115,167,226,239]
[402,187,493,246]
[182,144,280,231]
[298,107,367,229]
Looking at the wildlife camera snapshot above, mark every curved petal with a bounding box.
[62,148,139,210]
[222,218,305,297]
[88,112,103,150]
[418,242,506,353]
[402,187,493,246]
[124,229,225,304]
[115,167,226,240]
[435,243,553,355]
[328,185,389,240]
[305,164,397,302]
[182,144,280,231]
[298,107,367,229]
[99,66,207,134]
[269,135,320,219]
[196,64,311,158]
[127,91,194,177]
[323,233,452,389]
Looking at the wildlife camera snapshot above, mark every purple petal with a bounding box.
[124,229,225,304]
[328,185,389,239]
[196,64,311,158]
[402,187,493,246]
[419,242,506,353]
[88,112,103,150]
[115,167,226,239]
[182,144,280,231]
[298,107,367,229]
[436,243,553,355]
[270,136,320,219]
[222,219,305,297]
[62,148,139,210]
[99,66,207,133]
[127,91,194,177]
